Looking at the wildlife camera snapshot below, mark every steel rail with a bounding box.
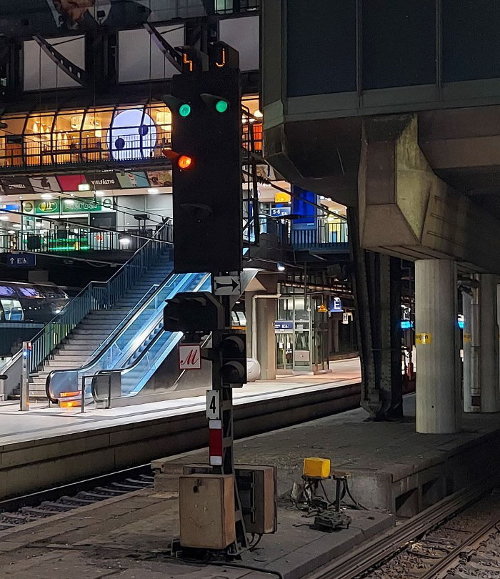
[0,463,151,516]
[307,477,500,579]
[422,514,500,579]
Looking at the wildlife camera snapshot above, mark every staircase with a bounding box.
[27,262,172,400]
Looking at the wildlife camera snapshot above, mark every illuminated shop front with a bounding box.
[0,97,262,170]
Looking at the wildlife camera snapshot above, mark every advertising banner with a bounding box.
[0,176,32,194]
[0,1,206,38]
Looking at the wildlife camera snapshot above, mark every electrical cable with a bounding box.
[241,164,347,220]
[248,532,264,551]
[344,477,369,511]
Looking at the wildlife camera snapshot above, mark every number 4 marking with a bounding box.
[206,390,220,420]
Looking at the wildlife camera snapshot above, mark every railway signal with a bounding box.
[164,63,242,274]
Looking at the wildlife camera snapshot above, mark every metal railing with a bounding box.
[0,227,158,254]
[291,222,349,250]
[26,222,172,375]
[0,123,263,170]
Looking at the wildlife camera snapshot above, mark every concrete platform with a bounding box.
[1,393,500,578]
[0,487,393,579]
[154,395,500,517]
[0,360,362,499]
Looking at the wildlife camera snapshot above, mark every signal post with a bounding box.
[163,45,275,558]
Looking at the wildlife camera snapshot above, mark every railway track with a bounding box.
[419,512,500,579]
[0,465,154,530]
[307,479,500,579]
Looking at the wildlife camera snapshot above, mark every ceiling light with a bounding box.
[119,236,132,246]
[41,193,53,200]
[13,223,21,228]
[254,109,263,118]
[7,230,14,234]
[147,188,159,195]
[78,183,90,191]
[95,190,105,197]
[277,263,286,272]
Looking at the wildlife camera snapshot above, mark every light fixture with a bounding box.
[147,188,159,195]
[41,193,53,200]
[7,230,14,234]
[277,263,286,272]
[0,215,9,221]
[78,183,91,191]
[13,223,21,228]
[119,236,132,246]
[95,190,105,197]
[254,109,263,118]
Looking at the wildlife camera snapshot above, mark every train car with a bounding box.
[0,281,69,323]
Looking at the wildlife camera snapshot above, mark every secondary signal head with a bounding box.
[201,93,230,113]
[162,95,192,118]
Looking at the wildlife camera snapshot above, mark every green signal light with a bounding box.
[215,99,229,113]
[179,103,192,117]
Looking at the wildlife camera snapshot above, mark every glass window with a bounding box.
[53,109,85,164]
[82,107,114,163]
[0,114,27,168]
[108,105,150,161]
[145,103,171,157]
[25,112,55,166]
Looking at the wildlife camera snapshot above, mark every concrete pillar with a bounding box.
[479,274,499,412]
[255,296,277,380]
[415,260,460,433]
[245,291,257,359]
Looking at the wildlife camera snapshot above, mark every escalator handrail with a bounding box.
[45,268,179,396]
[91,274,211,400]
[46,272,208,402]
[109,273,210,373]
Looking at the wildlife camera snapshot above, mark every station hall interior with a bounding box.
[1,1,500,577]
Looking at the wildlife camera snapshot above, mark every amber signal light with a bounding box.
[177,155,194,170]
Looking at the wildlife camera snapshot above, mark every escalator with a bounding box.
[46,271,210,404]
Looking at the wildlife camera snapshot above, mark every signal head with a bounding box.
[200,93,230,113]
[162,95,192,118]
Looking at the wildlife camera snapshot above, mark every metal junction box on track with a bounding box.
[179,473,235,549]
[183,464,277,536]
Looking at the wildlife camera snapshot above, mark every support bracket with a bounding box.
[33,35,87,86]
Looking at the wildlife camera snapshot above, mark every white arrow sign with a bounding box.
[214,275,241,296]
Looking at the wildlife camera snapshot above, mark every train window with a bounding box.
[17,286,41,298]
[0,285,15,297]
[1,298,24,321]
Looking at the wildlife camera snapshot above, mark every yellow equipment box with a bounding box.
[303,457,331,479]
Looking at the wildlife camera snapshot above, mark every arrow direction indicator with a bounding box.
[214,275,241,296]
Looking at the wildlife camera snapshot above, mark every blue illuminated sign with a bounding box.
[401,320,414,330]
[270,205,291,218]
[329,297,343,313]
[274,320,294,331]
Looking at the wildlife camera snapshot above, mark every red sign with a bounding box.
[56,174,87,192]
[179,344,201,370]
